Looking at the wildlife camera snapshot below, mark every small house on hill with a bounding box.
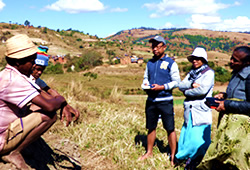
[120,56,131,65]
[50,55,67,64]
[137,57,144,64]
[131,55,138,63]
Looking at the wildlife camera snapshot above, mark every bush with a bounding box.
[215,66,231,83]
[83,72,98,79]
[182,65,192,73]
[43,62,64,74]
[208,61,216,70]
[64,51,103,72]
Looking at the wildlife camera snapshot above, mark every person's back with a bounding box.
[0,34,68,169]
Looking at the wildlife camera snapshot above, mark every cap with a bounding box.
[35,45,49,66]
[149,35,166,45]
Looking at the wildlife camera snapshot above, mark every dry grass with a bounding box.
[41,70,221,169]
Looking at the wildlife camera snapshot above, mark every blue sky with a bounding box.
[0,0,249,38]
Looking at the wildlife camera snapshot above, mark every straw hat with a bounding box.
[5,34,37,59]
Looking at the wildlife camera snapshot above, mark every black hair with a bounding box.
[6,53,37,66]
[234,46,250,63]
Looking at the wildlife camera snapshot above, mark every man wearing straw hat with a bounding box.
[0,34,72,169]
[29,45,79,126]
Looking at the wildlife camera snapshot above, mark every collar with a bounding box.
[28,75,36,83]
[153,54,168,61]
[238,66,250,79]
[160,54,168,60]
[5,64,24,77]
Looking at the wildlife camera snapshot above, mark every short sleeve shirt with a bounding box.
[0,65,40,150]
[35,78,48,89]
[28,75,48,90]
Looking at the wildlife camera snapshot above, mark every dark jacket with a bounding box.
[224,66,250,115]
[143,55,180,102]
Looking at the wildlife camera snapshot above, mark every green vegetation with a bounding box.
[214,66,231,83]
[42,69,218,169]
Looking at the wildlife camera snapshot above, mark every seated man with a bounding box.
[0,34,79,169]
[29,45,79,126]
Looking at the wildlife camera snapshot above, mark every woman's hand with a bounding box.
[192,83,200,88]
[214,92,226,99]
[215,100,226,112]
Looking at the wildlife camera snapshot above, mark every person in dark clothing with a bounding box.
[197,46,250,170]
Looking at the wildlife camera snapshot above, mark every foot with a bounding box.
[170,154,175,166]
[1,151,31,169]
[138,152,153,161]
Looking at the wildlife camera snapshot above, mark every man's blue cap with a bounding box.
[149,36,166,45]
[35,45,49,66]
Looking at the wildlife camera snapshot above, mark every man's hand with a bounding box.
[151,84,164,91]
[60,104,80,126]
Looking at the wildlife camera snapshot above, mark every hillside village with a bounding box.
[1,22,250,76]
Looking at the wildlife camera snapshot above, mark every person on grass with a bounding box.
[197,46,250,170]
[175,47,214,169]
[0,34,79,169]
[139,35,180,166]
[29,45,80,126]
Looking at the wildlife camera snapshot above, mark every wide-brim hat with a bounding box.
[5,34,37,59]
[187,47,208,63]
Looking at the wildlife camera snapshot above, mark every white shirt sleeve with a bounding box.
[164,62,180,90]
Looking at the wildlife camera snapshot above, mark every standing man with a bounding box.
[139,36,180,166]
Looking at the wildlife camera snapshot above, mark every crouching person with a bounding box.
[0,34,73,169]
[29,45,80,126]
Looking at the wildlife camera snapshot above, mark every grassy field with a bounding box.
[39,67,219,170]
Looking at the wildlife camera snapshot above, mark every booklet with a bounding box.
[205,97,224,109]
[141,84,155,90]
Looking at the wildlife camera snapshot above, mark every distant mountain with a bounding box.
[106,27,250,56]
[1,23,249,65]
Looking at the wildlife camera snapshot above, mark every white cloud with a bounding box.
[110,7,128,13]
[144,0,249,32]
[0,0,5,11]
[189,14,221,29]
[44,0,105,13]
[143,0,230,18]
[188,15,250,32]
[234,1,241,6]
[161,22,174,29]
[214,16,250,32]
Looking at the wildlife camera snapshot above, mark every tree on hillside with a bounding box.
[24,20,30,26]
[106,50,116,64]
[43,27,48,33]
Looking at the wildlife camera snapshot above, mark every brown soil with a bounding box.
[0,132,116,170]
